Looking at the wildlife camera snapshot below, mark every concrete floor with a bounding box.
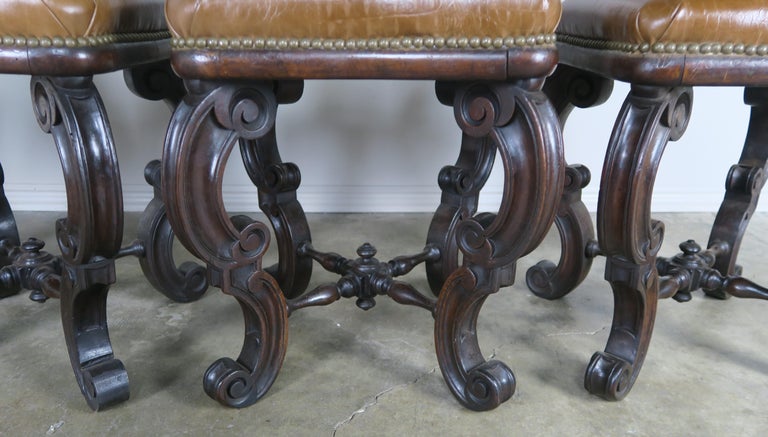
[1,211,767,436]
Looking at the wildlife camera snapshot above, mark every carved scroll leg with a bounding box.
[434,81,564,410]
[238,90,312,299]
[163,81,290,407]
[705,87,768,299]
[435,267,515,411]
[204,267,288,408]
[526,164,596,299]
[31,75,127,410]
[425,82,498,296]
[585,85,693,401]
[524,65,615,300]
[136,160,207,302]
[123,62,210,302]
[60,258,128,410]
[0,162,21,298]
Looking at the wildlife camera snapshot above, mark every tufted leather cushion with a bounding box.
[559,0,768,55]
[167,0,561,51]
[0,0,167,48]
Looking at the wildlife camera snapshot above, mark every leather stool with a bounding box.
[162,0,564,410]
[527,0,768,401]
[0,0,206,410]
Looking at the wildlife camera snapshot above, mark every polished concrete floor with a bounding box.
[1,212,768,436]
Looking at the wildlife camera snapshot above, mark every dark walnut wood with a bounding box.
[584,84,693,401]
[435,81,564,410]
[0,39,170,76]
[525,65,613,299]
[161,76,564,410]
[0,55,207,410]
[549,38,768,401]
[171,49,558,81]
[236,81,312,299]
[30,75,129,410]
[704,87,768,299]
[124,61,210,303]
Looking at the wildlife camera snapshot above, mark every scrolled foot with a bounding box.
[79,358,130,411]
[525,260,559,297]
[138,160,208,302]
[584,351,633,401]
[435,267,516,411]
[464,360,516,411]
[204,357,258,408]
[525,164,595,300]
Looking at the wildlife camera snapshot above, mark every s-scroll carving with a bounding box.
[163,81,289,408]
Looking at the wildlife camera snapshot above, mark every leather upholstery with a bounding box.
[559,0,768,47]
[0,0,166,43]
[166,0,561,47]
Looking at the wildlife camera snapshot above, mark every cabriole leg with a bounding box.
[434,80,564,410]
[585,85,692,401]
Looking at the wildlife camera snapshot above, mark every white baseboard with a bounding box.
[2,183,761,213]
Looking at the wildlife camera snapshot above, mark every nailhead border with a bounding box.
[558,33,768,56]
[170,34,557,51]
[0,31,171,48]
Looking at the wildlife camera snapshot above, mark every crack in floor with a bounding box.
[545,326,607,337]
[331,367,437,436]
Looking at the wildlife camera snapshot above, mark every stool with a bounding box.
[529,0,768,400]
[0,0,206,410]
[162,0,564,410]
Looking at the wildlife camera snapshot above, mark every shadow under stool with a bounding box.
[162,0,566,410]
[526,0,768,401]
[0,0,207,410]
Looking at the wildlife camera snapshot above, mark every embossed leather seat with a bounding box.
[527,0,768,404]
[0,0,204,411]
[0,0,168,74]
[162,0,565,411]
[165,0,561,79]
[557,0,768,84]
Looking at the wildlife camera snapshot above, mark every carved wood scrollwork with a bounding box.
[163,81,289,408]
[239,102,313,298]
[434,81,564,410]
[526,65,614,300]
[136,160,208,302]
[586,85,693,401]
[31,75,127,410]
[705,87,768,299]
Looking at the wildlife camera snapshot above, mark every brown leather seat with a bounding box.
[165,0,562,79]
[167,0,560,44]
[556,0,768,85]
[0,0,168,74]
[560,0,768,51]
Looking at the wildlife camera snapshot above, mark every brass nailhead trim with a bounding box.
[171,34,557,51]
[0,31,171,48]
[557,33,768,56]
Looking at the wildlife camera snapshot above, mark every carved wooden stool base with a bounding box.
[0,62,207,411]
[162,79,564,410]
[535,64,768,401]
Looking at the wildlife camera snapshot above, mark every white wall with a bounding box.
[0,73,753,213]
